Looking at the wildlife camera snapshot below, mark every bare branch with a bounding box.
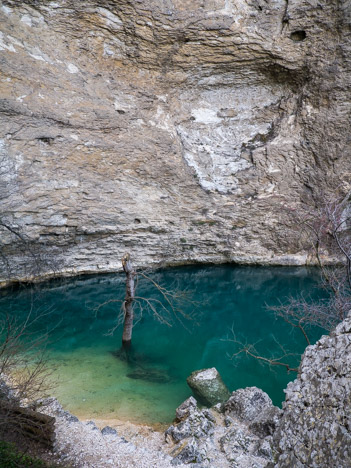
[226,328,299,373]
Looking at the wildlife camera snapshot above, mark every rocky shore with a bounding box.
[37,312,351,467]
[42,387,278,468]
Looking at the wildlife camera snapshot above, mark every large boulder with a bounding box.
[224,387,282,439]
[186,368,230,407]
[165,395,274,466]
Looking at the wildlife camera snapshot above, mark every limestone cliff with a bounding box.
[0,0,350,282]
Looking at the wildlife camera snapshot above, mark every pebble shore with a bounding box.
[43,398,187,468]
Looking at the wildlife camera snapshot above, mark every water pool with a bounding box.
[0,265,325,425]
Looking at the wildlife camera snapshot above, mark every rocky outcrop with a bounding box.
[224,386,282,440]
[168,315,351,468]
[272,312,351,467]
[165,388,281,466]
[1,0,351,282]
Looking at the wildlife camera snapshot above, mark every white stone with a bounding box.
[0,32,16,53]
[1,5,12,15]
[97,7,123,30]
[194,368,218,381]
[21,14,33,27]
[67,63,79,74]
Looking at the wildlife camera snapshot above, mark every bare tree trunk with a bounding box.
[122,253,136,348]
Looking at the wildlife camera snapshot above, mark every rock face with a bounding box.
[272,312,351,467]
[224,386,282,439]
[1,0,351,281]
[165,387,281,466]
[187,367,231,406]
[170,317,351,467]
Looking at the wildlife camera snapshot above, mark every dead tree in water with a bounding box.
[121,253,136,349]
[97,253,196,354]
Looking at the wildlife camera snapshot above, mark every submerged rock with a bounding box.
[187,368,230,407]
[110,347,151,366]
[127,367,172,384]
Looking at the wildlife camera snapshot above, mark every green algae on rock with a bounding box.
[187,367,231,407]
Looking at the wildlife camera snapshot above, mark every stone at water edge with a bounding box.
[101,426,118,436]
[186,367,231,407]
[165,387,275,466]
[224,386,275,422]
[175,396,198,422]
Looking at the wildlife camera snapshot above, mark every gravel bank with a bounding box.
[43,398,187,468]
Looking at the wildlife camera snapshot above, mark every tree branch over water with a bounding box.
[226,328,299,373]
[228,192,351,373]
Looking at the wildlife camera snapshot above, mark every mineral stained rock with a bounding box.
[187,367,231,406]
[1,0,351,282]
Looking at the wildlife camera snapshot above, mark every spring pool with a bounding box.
[0,265,326,425]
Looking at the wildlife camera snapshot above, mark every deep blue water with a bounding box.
[0,265,326,424]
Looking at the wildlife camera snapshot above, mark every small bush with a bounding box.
[0,440,49,467]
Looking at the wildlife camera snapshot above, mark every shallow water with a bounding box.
[0,265,326,425]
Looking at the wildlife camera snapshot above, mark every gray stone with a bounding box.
[256,437,273,459]
[166,421,193,443]
[224,387,273,423]
[219,423,260,461]
[166,395,273,466]
[175,396,197,422]
[62,412,79,423]
[101,426,117,436]
[249,406,282,438]
[224,415,234,427]
[86,420,99,430]
[187,368,230,407]
[166,407,215,443]
[0,378,18,403]
[171,438,204,465]
[273,312,351,467]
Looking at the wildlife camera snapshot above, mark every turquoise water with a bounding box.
[0,265,326,425]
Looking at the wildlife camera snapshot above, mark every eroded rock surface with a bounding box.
[272,312,351,467]
[166,387,281,466]
[1,0,351,281]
